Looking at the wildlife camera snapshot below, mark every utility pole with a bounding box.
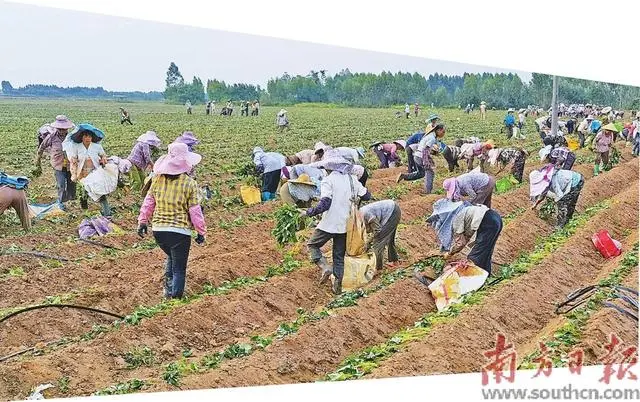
[551,75,559,135]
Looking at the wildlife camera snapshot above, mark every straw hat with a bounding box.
[601,106,612,114]
[586,115,594,120]
[369,141,383,148]
[426,113,439,123]
[288,173,316,186]
[154,142,202,175]
[50,115,75,130]
[602,123,619,133]
[507,108,515,113]
[355,147,366,158]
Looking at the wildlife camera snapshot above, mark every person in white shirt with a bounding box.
[577,115,594,148]
[404,103,410,119]
[301,152,372,295]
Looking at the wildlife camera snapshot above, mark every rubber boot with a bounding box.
[316,256,332,284]
[593,164,600,177]
[99,196,112,217]
[80,197,88,210]
[332,278,342,295]
[261,191,270,202]
[396,173,405,183]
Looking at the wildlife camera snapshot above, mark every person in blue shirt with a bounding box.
[404,129,425,174]
[504,108,516,139]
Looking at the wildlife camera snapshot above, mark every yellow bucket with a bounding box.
[240,185,261,205]
[567,137,580,151]
[339,253,378,291]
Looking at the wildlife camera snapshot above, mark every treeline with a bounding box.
[164,60,640,109]
[0,81,163,101]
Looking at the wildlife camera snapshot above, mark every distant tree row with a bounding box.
[164,62,640,110]
[0,80,163,101]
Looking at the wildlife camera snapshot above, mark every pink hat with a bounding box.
[153,142,202,175]
[50,115,75,130]
[137,131,162,147]
[175,131,200,147]
[443,178,458,200]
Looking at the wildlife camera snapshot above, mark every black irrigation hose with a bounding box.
[602,302,639,321]
[0,251,69,262]
[555,285,599,314]
[0,304,124,325]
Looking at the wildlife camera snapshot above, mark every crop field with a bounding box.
[0,98,638,399]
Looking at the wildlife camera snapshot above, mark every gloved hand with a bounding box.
[137,223,148,238]
[195,234,205,244]
[299,210,308,219]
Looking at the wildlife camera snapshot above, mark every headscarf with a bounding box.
[426,198,470,252]
[442,177,460,201]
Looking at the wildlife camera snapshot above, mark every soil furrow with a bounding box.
[365,185,638,380]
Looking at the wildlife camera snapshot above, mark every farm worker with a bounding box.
[404,129,425,174]
[370,140,406,168]
[312,141,332,163]
[300,153,372,295]
[459,140,493,172]
[64,123,112,216]
[414,103,420,117]
[242,100,250,117]
[251,100,260,116]
[539,145,576,170]
[360,199,402,270]
[127,131,162,191]
[441,143,462,173]
[397,124,446,194]
[592,123,618,176]
[530,166,584,229]
[37,124,55,147]
[491,147,529,183]
[279,173,321,208]
[205,101,211,115]
[504,108,516,139]
[425,114,440,132]
[276,109,290,131]
[285,149,315,166]
[443,171,496,208]
[252,147,286,201]
[426,198,503,274]
[404,103,410,118]
[120,107,133,125]
[185,100,192,115]
[137,142,207,299]
[480,101,487,120]
[518,109,526,130]
[35,115,77,205]
[0,173,31,233]
[632,115,640,157]
[334,146,366,165]
[565,117,576,135]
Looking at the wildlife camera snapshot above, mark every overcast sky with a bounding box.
[0,2,533,92]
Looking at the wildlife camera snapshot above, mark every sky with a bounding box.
[0,2,533,93]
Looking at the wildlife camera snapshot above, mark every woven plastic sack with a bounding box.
[240,185,261,205]
[428,260,489,311]
[339,253,378,291]
[346,176,366,257]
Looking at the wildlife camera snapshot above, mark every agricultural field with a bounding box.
[0,98,638,399]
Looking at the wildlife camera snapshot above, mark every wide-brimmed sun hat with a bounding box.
[602,123,619,133]
[288,173,316,186]
[175,131,199,147]
[601,106,612,114]
[38,124,55,136]
[481,101,486,105]
[70,123,105,143]
[393,140,407,149]
[154,142,202,175]
[50,115,75,130]
[426,113,439,122]
[507,108,515,113]
[137,131,162,147]
[369,141,383,148]
[355,146,366,158]
[586,115,594,120]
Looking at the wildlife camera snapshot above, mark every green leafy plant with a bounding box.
[57,376,70,394]
[93,379,147,396]
[272,204,308,246]
[123,346,156,369]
